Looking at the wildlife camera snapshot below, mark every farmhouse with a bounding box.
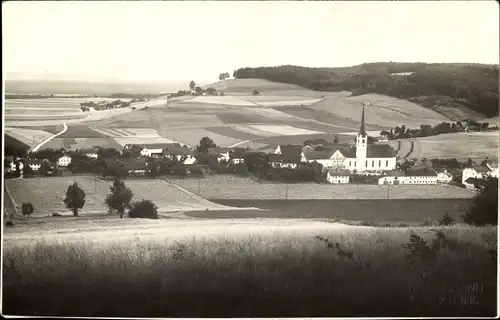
[436,170,453,184]
[326,169,350,184]
[57,155,72,167]
[122,159,148,176]
[162,145,196,164]
[229,148,248,164]
[378,168,438,185]
[268,154,302,169]
[484,160,499,178]
[462,165,490,184]
[24,159,43,171]
[136,143,185,157]
[208,147,230,162]
[304,107,396,173]
[80,148,99,159]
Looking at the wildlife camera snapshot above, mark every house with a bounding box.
[121,159,149,176]
[137,143,183,157]
[80,148,99,159]
[24,159,43,171]
[161,145,196,164]
[304,107,396,174]
[326,169,350,184]
[208,147,230,162]
[462,165,490,184]
[4,156,16,173]
[57,155,72,167]
[378,168,438,185]
[229,148,248,164]
[484,160,499,178]
[268,153,302,169]
[437,169,453,184]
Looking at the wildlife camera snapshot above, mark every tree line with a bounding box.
[233,63,499,118]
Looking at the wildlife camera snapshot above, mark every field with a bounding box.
[165,176,475,200]
[193,199,473,223]
[311,93,450,129]
[4,176,240,216]
[4,127,53,147]
[390,132,499,160]
[3,222,496,317]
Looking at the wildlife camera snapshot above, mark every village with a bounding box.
[5,107,498,191]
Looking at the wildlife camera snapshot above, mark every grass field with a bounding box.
[40,137,123,150]
[4,177,237,216]
[166,175,476,200]
[311,93,450,129]
[4,127,53,147]
[388,132,499,160]
[196,199,474,223]
[3,223,496,317]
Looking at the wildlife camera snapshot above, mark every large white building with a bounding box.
[304,107,397,173]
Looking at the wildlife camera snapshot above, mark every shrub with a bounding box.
[438,213,454,226]
[252,89,260,96]
[128,200,158,219]
[5,221,14,227]
[21,202,34,218]
[51,213,62,217]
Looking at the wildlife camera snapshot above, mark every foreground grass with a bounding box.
[3,226,497,317]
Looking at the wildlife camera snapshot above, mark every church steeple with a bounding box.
[359,106,367,136]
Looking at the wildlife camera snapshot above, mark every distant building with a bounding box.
[80,148,99,159]
[303,107,396,173]
[57,155,72,167]
[24,159,43,171]
[484,160,499,178]
[378,168,438,185]
[436,170,453,184]
[326,169,350,184]
[229,148,248,164]
[138,143,184,157]
[462,165,490,185]
[268,153,302,169]
[208,147,230,162]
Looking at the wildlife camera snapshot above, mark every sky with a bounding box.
[3,1,499,83]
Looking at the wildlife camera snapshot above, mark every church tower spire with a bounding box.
[359,106,367,136]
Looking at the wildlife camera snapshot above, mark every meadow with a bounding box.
[4,127,53,148]
[2,224,497,317]
[4,176,236,216]
[166,176,476,200]
[196,198,473,223]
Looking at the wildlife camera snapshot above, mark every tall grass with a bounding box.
[3,226,497,317]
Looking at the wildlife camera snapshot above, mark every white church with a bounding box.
[305,106,397,173]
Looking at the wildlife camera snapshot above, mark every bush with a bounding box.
[51,213,62,217]
[128,200,158,219]
[21,202,34,218]
[438,213,454,226]
[5,221,14,227]
[252,89,260,96]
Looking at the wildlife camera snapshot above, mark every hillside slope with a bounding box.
[204,78,323,97]
[233,63,499,120]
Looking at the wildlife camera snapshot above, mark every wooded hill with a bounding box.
[233,63,499,118]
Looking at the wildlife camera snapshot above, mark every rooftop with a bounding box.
[328,169,351,176]
[277,144,303,155]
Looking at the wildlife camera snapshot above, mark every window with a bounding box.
[379,160,381,167]
[349,161,351,167]
[354,161,357,167]
[372,160,375,167]
[386,160,389,167]
[365,160,368,167]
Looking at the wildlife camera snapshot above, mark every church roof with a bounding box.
[303,149,335,160]
[366,144,396,158]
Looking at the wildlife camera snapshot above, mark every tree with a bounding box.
[189,80,196,90]
[64,182,86,216]
[195,86,203,95]
[219,72,230,81]
[467,157,473,167]
[105,178,134,218]
[462,177,498,226]
[21,202,34,218]
[206,87,217,95]
[196,136,217,154]
[334,135,339,144]
[40,160,54,176]
[128,200,159,219]
[219,92,225,96]
[253,89,260,96]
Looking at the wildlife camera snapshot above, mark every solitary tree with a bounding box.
[129,200,159,219]
[462,177,498,226]
[196,136,217,154]
[253,89,260,96]
[105,178,134,218]
[21,202,34,218]
[189,81,196,90]
[219,72,230,81]
[195,86,203,95]
[64,182,86,216]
